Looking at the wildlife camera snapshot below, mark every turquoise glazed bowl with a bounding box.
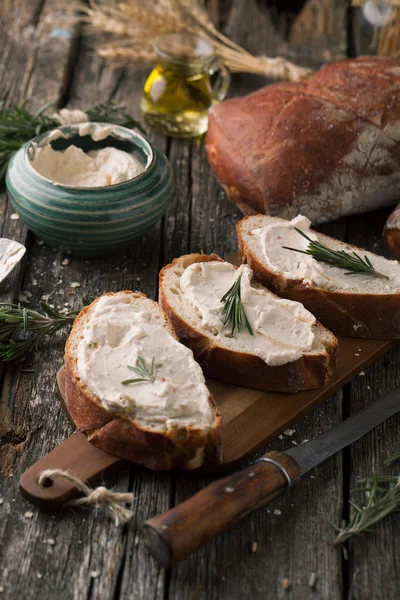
[6,123,174,257]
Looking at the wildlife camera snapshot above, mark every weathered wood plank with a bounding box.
[344,208,400,600]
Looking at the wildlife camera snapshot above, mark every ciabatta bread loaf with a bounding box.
[64,291,221,470]
[207,57,400,224]
[237,214,400,339]
[159,254,337,393]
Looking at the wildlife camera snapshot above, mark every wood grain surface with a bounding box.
[0,1,399,599]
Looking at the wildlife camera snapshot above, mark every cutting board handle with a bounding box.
[19,431,122,509]
[142,450,301,566]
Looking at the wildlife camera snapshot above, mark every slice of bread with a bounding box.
[237,214,400,339]
[159,254,338,393]
[64,291,221,470]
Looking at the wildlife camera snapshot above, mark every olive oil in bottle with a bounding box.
[140,33,230,138]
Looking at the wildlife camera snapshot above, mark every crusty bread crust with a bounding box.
[237,215,400,339]
[384,204,400,259]
[64,291,222,470]
[206,57,400,224]
[159,254,338,393]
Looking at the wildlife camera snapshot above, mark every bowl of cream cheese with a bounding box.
[5,122,174,256]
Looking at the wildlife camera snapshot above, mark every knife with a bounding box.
[142,387,399,566]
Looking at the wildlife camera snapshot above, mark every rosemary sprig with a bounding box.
[220,273,253,337]
[121,356,156,385]
[0,100,144,183]
[332,473,400,546]
[283,228,389,280]
[0,294,91,361]
[384,451,400,466]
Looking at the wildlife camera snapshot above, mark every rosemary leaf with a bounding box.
[384,451,400,466]
[220,273,253,337]
[0,101,144,185]
[283,228,389,280]
[122,356,156,385]
[0,294,91,361]
[332,473,400,546]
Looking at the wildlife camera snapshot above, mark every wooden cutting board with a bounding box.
[20,336,395,509]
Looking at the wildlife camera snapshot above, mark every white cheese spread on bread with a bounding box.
[252,215,400,292]
[180,261,315,366]
[76,295,213,429]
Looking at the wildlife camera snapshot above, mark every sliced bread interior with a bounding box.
[159,254,338,393]
[237,214,400,338]
[64,291,221,470]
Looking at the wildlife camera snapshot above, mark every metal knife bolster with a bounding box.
[280,386,400,479]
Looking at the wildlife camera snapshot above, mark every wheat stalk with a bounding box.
[64,0,312,82]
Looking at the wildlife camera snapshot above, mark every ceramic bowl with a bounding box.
[5,123,174,257]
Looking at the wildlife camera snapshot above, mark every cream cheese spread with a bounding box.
[180,261,316,366]
[252,215,400,292]
[76,295,213,429]
[31,124,144,187]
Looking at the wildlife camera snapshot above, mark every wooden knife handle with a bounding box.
[142,451,301,566]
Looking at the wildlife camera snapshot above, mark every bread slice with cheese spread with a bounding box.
[237,214,400,339]
[64,291,221,470]
[159,254,338,393]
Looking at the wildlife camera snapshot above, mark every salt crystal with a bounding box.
[24,511,34,518]
[45,538,55,545]
[355,353,360,357]
[358,371,365,376]
[90,570,100,579]
[278,435,284,440]
[10,213,19,220]
[70,282,81,288]
[36,573,42,579]
[273,509,282,516]
[61,258,70,266]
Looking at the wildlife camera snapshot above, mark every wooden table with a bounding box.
[0,1,399,598]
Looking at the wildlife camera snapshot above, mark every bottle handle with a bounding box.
[209,58,231,103]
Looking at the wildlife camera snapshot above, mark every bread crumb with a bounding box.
[273,509,282,516]
[302,439,308,444]
[355,353,360,356]
[70,282,81,288]
[282,578,290,590]
[36,573,42,579]
[308,572,318,588]
[291,440,298,445]
[41,294,49,301]
[90,570,100,579]
[251,541,258,553]
[278,435,284,440]
[45,538,55,545]
[61,258,70,266]
[24,511,34,518]
[284,428,295,436]
[10,213,19,220]
[358,371,365,376]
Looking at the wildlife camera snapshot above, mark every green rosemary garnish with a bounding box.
[283,228,389,280]
[220,273,253,337]
[0,294,91,361]
[122,356,156,385]
[332,470,400,546]
[384,451,400,466]
[0,100,144,183]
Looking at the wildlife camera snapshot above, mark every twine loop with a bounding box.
[38,469,134,526]
[256,55,313,82]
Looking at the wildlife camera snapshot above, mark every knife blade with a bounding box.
[142,387,400,566]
